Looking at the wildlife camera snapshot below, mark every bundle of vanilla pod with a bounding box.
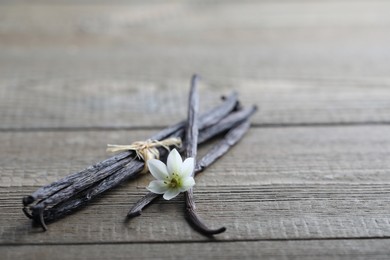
[22,75,257,236]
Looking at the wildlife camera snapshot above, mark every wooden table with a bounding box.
[2,1,390,259]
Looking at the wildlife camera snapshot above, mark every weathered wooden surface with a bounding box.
[2,240,390,260]
[2,1,390,129]
[2,184,390,243]
[3,77,390,129]
[2,0,390,259]
[2,127,390,187]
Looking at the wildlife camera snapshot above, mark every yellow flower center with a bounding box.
[166,172,181,189]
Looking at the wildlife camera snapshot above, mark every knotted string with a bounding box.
[107,137,182,173]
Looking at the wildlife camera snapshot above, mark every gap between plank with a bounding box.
[2,236,390,247]
[2,121,390,133]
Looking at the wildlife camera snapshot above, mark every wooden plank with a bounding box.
[1,1,389,257]
[2,126,390,243]
[2,77,390,129]
[2,184,390,243]
[1,126,390,187]
[2,239,390,260]
[1,1,390,128]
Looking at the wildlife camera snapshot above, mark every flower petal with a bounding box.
[181,157,194,177]
[167,148,182,175]
[147,159,169,180]
[179,177,195,192]
[146,180,169,194]
[163,188,181,200]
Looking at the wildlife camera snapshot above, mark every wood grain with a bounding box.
[2,77,390,129]
[1,1,390,129]
[1,126,390,188]
[2,184,390,244]
[2,239,390,260]
[2,1,390,259]
[2,127,389,244]
[1,1,390,82]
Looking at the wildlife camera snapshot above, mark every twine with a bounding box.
[107,137,182,173]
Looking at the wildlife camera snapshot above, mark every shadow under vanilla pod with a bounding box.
[22,75,257,236]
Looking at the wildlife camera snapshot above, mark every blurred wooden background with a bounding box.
[1,1,390,259]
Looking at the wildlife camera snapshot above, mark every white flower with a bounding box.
[146,148,195,200]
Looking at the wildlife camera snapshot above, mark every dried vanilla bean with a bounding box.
[41,160,145,223]
[150,89,238,141]
[23,151,132,207]
[183,75,226,236]
[23,83,240,229]
[44,106,255,223]
[185,75,200,157]
[24,90,238,207]
[198,105,257,144]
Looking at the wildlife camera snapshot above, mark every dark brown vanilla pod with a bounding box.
[23,79,240,230]
[150,90,239,141]
[198,105,257,144]
[40,160,145,223]
[23,151,133,207]
[183,75,226,236]
[24,90,238,208]
[44,106,255,223]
